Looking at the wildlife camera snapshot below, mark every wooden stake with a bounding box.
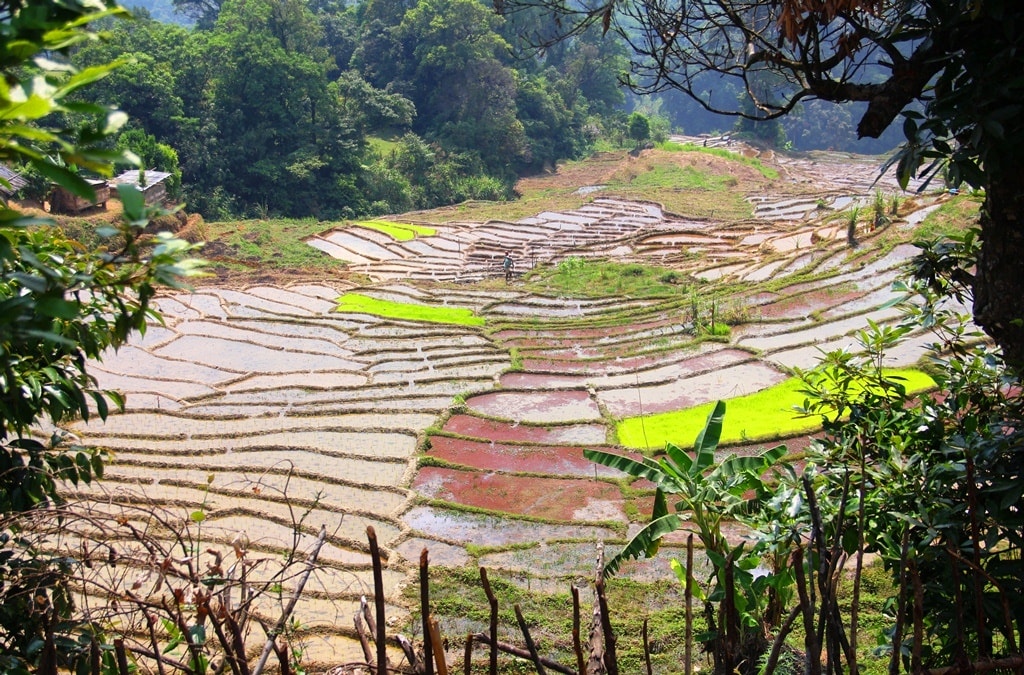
[642,619,652,675]
[480,567,499,675]
[421,549,434,675]
[571,585,585,675]
[368,526,388,675]
[515,604,547,675]
[428,616,448,675]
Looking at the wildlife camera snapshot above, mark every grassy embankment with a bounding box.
[196,217,433,279]
[410,143,779,225]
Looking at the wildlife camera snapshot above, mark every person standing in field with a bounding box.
[503,251,515,282]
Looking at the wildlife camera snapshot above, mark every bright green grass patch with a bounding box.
[353,219,436,241]
[617,369,936,449]
[335,293,484,326]
[367,135,401,155]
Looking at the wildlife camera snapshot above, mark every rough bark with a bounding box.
[975,168,1024,369]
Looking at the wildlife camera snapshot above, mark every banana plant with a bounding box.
[586,401,789,671]
[586,401,787,578]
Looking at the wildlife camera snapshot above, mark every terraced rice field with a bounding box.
[63,138,958,667]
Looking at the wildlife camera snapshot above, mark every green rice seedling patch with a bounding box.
[335,293,484,326]
[354,219,436,241]
[617,369,936,449]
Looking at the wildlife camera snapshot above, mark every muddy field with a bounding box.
[63,138,952,666]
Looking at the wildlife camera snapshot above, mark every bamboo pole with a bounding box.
[428,616,448,675]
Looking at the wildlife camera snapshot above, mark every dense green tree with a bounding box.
[627,111,651,148]
[398,0,527,178]
[69,0,632,218]
[348,0,414,90]
[309,0,361,76]
[68,16,220,206]
[336,69,415,135]
[171,0,222,28]
[115,128,182,196]
[504,18,628,118]
[514,72,588,172]
[207,0,363,216]
[74,51,184,140]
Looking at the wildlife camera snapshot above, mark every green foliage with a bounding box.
[846,206,861,246]
[62,0,616,219]
[0,193,203,510]
[0,3,203,670]
[508,347,523,371]
[335,292,484,326]
[336,69,415,135]
[116,128,182,196]
[0,3,132,204]
[627,112,651,148]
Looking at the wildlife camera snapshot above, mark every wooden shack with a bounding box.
[113,169,171,206]
[50,178,110,213]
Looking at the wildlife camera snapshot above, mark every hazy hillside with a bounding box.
[123,0,190,24]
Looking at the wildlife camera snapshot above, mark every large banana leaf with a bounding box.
[603,511,683,578]
[691,400,726,471]
[711,444,789,494]
[584,448,683,492]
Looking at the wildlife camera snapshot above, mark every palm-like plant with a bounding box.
[586,401,788,673]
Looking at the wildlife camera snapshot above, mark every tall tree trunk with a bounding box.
[974,167,1024,369]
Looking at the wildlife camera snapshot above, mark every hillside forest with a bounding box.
[51,0,904,222]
